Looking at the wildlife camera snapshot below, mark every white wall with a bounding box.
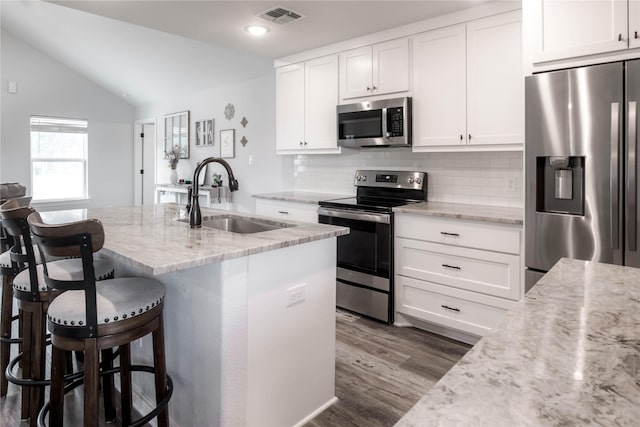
[135,73,294,213]
[0,29,135,209]
[292,149,524,208]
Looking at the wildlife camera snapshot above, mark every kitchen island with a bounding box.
[42,204,348,427]
[395,258,640,426]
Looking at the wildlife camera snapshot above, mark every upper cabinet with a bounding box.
[531,0,638,64]
[412,11,523,151]
[339,38,410,101]
[276,55,340,154]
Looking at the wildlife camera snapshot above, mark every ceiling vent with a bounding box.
[258,6,305,25]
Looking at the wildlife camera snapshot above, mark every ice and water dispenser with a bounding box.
[536,156,585,215]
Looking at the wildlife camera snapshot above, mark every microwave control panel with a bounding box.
[386,107,404,137]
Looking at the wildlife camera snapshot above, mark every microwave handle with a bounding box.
[381,107,388,139]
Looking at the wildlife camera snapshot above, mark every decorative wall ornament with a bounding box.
[195,119,214,146]
[163,111,190,159]
[240,136,248,147]
[240,116,248,128]
[224,103,235,121]
[220,129,235,158]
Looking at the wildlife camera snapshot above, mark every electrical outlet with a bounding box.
[286,283,306,307]
[248,155,254,165]
[505,177,517,192]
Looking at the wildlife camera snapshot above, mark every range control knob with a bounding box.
[415,177,423,185]
[408,177,415,184]
[361,175,367,182]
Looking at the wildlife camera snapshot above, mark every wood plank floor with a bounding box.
[306,310,471,427]
[1,310,471,426]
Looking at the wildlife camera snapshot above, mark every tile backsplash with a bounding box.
[293,149,523,208]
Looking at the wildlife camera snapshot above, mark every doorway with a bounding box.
[134,119,156,205]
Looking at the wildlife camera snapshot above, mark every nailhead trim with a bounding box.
[47,296,164,326]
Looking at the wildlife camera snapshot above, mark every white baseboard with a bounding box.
[293,396,338,427]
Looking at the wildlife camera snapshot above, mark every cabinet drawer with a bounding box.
[395,214,521,254]
[255,199,318,223]
[396,238,521,300]
[396,275,515,337]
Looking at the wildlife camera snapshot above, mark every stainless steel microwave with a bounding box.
[337,97,411,148]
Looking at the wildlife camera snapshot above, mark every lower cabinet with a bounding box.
[255,199,319,223]
[395,213,522,343]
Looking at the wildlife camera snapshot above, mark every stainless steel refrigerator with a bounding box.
[525,61,640,290]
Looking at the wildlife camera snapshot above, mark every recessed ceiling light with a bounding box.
[245,25,269,36]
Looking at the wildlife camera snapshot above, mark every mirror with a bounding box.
[164,111,190,159]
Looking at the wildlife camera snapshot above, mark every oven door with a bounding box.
[317,207,391,289]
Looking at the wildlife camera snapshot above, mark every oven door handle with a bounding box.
[318,207,390,224]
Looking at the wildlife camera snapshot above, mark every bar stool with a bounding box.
[0,195,34,397]
[28,212,172,427]
[0,201,116,426]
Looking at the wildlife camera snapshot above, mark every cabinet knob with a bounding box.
[299,141,303,146]
[619,33,623,42]
[635,31,639,39]
[366,86,371,91]
[304,141,308,146]
[372,86,377,91]
[468,134,472,141]
[459,134,463,141]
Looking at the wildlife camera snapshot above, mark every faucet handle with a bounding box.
[186,186,192,213]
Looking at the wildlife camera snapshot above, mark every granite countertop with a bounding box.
[394,201,523,225]
[41,204,348,276]
[252,191,352,205]
[396,258,640,427]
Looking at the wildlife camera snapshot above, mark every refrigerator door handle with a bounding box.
[611,102,620,250]
[629,101,637,252]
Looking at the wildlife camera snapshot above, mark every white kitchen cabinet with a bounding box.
[631,0,640,49]
[395,213,522,342]
[531,0,630,64]
[255,199,319,223]
[412,11,523,152]
[339,38,409,101]
[276,55,340,154]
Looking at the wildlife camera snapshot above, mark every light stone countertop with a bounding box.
[41,204,348,276]
[252,191,353,205]
[393,201,523,225]
[395,258,640,427]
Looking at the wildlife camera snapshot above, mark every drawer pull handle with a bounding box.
[441,305,460,312]
[278,211,289,214]
[442,264,461,270]
[440,232,460,237]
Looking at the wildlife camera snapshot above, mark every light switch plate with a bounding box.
[8,81,17,94]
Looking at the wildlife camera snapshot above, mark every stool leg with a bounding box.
[119,344,132,426]
[153,314,169,427]
[0,273,13,397]
[20,308,32,420]
[29,305,46,427]
[49,345,66,427]
[101,348,116,423]
[83,338,99,427]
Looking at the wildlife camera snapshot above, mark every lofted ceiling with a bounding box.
[1,1,495,106]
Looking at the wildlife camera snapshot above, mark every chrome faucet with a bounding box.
[189,157,239,228]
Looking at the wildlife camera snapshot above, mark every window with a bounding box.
[30,116,88,201]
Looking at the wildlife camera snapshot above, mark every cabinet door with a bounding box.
[630,0,640,49]
[304,55,339,151]
[276,64,305,151]
[467,11,523,147]
[339,46,373,100]
[372,38,410,96]
[532,0,628,63]
[411,26,466,149]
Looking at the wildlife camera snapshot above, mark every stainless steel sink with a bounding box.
[178,215,295,234]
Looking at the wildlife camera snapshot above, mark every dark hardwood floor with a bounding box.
[306,310,471,427]
[1,310,471,426]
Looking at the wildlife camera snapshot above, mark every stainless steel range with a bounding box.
[318,170,427,323]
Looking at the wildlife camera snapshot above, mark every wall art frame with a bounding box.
[220,129,235,158]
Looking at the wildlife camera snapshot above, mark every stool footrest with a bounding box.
[37,365,174,427]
